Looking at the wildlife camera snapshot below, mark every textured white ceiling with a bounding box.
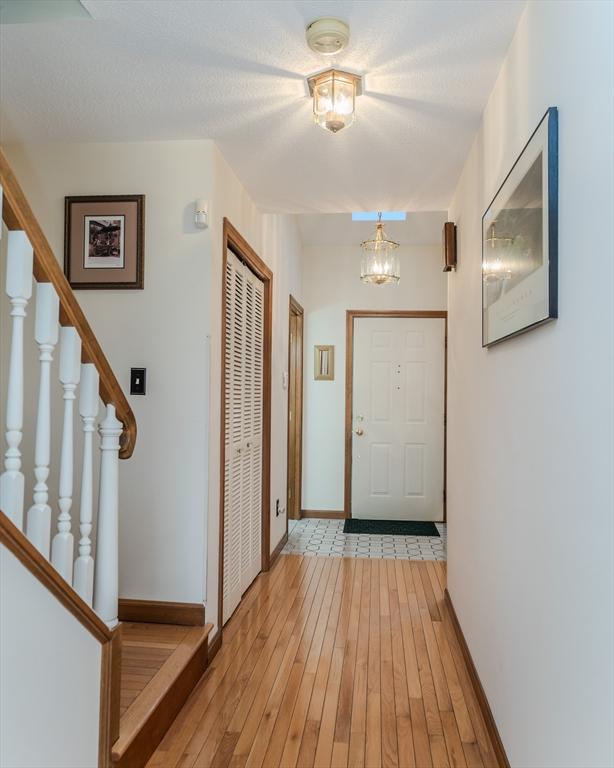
[0,0,525,212]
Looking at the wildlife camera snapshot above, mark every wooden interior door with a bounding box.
[286,296,304,520]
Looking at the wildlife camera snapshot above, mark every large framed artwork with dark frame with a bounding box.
[482,107,558,347]
[64,194,145,289]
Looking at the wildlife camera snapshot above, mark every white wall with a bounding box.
[1,544,101,768]
[205,146,303,634]
[301,243,447,511]
[3,141,303,635]
[446,2,614,766]
[2,141,214,604]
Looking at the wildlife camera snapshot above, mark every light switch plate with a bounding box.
[130,367,146,395]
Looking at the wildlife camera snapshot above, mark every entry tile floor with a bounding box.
[283,518,446,560]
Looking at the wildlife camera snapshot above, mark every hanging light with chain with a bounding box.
[360,212,400,285]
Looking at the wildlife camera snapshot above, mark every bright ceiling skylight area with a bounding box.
[298,211,446,247]
[352,212,407,222]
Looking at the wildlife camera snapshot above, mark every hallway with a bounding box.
[147,555,498,768]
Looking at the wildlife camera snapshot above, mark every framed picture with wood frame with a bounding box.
[314,344,334,380]
[64,194,145,289]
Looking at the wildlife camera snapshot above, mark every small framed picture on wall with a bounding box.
[314,345,334,380]
[64,194,145,289]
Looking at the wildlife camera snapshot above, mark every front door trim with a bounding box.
[344,310,448,519]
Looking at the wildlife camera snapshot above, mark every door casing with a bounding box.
[218,218,273,632]
[286,296,304,524]
[344,309,448,520]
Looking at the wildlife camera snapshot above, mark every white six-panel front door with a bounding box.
[351,316,445,521]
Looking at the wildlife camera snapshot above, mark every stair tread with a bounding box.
[112,621,212,761]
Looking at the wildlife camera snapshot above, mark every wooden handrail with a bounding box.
[0,148,136,458]
[0,510,112,643]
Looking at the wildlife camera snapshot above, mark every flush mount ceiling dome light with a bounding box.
[360,212,401,285]
[307,69,362,134]
[306,17,350,55]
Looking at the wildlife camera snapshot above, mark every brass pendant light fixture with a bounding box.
[305,18,361,134]
[360,213,401,285]
[307,69,362,134]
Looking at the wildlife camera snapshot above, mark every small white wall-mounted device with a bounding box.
[194,199,208,229]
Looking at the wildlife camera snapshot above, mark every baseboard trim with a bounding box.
[301,509,346,519]
[118,599,205,627]
[269,532,288,567]
[444,589,510,768]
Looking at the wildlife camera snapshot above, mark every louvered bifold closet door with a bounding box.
[223,250,265,625]
[223,251,244,623]
[249,274,264,585]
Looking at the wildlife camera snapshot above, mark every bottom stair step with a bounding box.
[112,621,213,768]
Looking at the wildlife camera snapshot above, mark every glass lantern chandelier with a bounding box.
[307,69,362,134]
[360,212,401,285]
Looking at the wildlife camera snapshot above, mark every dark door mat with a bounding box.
[343,519,440,536]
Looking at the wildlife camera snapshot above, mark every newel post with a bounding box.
[93,404,122,628]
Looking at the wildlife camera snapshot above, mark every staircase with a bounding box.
[0,149,212,768]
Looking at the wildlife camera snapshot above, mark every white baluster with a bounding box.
[73,364,99,605]
[50,327,82,583]
[93,404,122,628]
[0,232,33,529]
[26,282,59,557]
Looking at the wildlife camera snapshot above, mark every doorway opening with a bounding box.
[218,218,272,630]
[286,296,304,524]
[344,310,448,521]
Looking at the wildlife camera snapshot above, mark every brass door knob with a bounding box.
[354,427,364,436]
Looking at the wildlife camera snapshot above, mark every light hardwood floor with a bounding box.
[120,622,193,716]
[146,555,499,768]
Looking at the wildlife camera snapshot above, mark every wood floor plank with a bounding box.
[255,559,338,768]
[313,559,356,768]
[388,560,415,768]
[348,557,371,768]
[296,559,350,768]
[410,562,452,714]
[148,556,307,768]
[380,560,399,768]
[365,559,382,768]
[261,560,337,768]
[193,557,321,767]
[331,558,363,767]
[229,559,329,767]
[146,557,502,768]
[279,558,342,768]
[409,698,432,768]
[432,621,476,744]
[441,710,468,768]
[394,560,421,701]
